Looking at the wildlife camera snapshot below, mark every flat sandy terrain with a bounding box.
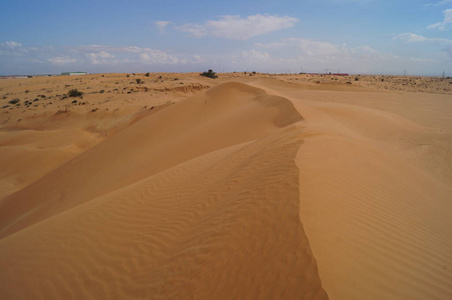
[0,72,451,299]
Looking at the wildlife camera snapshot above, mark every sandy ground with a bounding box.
[0,72,451,299]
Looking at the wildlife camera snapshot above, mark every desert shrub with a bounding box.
[136,78,143,84]
[68,89,83,97]
[9,99,20,104]
[145,72,150,77]
[200,69,218,79]
[100,90,105,93]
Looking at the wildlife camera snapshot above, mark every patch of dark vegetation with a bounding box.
[200,69,218,79]
[68,89,83,97]
[9,99,20,105]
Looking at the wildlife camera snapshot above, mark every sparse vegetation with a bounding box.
[145,72,151,77]
[68,89,83,97]
[9,99,20,105]
[136,78,143,84]
[200,69,218,79]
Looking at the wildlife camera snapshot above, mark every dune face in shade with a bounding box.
[1,72,452,299]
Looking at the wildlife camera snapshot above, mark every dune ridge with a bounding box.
[1,73,452,299]
[0,81,329,299]
[246,79,452,299]
[0,82,302,239]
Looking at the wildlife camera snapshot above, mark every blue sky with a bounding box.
[1,0,451,75]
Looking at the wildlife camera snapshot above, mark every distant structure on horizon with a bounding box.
[61,72,88,76]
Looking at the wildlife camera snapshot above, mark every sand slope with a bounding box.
[248,78,452,299]
[1,74,452,299]
[0,82,302,238]
[0,81,327,299]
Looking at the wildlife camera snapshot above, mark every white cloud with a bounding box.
[428,9,452,30]
[5,41,22,49]
[48,56,77,64]
[155,21,171,33]
[393,33,452,44]
[75,45,182,64]
[86,51,116,64]
[1,38,450,76]
[139,50,180,64]
[177,14,298,40]
[424,0,452,7]
[0,41,30,56]
[247,37,446,75]
[241,49,270,62]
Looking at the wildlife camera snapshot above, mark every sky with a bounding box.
[0,0,451,75]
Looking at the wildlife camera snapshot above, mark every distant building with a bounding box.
[0,75,29,79]
[62,72,88,76]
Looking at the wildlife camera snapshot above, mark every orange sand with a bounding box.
[0,72,451,299]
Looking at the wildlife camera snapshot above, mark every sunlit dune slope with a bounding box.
[0,81,329,299]
[248,78,452,300]
[1,74,452,300]
[0,82,302,239]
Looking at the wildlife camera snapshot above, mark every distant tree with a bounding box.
[200,69,218,79]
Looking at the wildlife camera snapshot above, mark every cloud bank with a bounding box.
[176,14,298,40]
[428,9,452,30]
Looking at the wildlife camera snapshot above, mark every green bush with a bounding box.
[145,72,150,77]
[68,89,83,97]
[200,69,218,79]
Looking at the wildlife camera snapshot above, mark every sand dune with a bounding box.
[1,73,451,299]
[0,82,302,238]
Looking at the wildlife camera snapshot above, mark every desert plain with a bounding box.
[0,72,451,299]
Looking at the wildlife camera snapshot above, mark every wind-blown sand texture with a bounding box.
[0,72,451,299]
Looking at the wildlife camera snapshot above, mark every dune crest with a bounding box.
[0,81,329,299]
[0,82,303,238]
[2,73,452,299]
